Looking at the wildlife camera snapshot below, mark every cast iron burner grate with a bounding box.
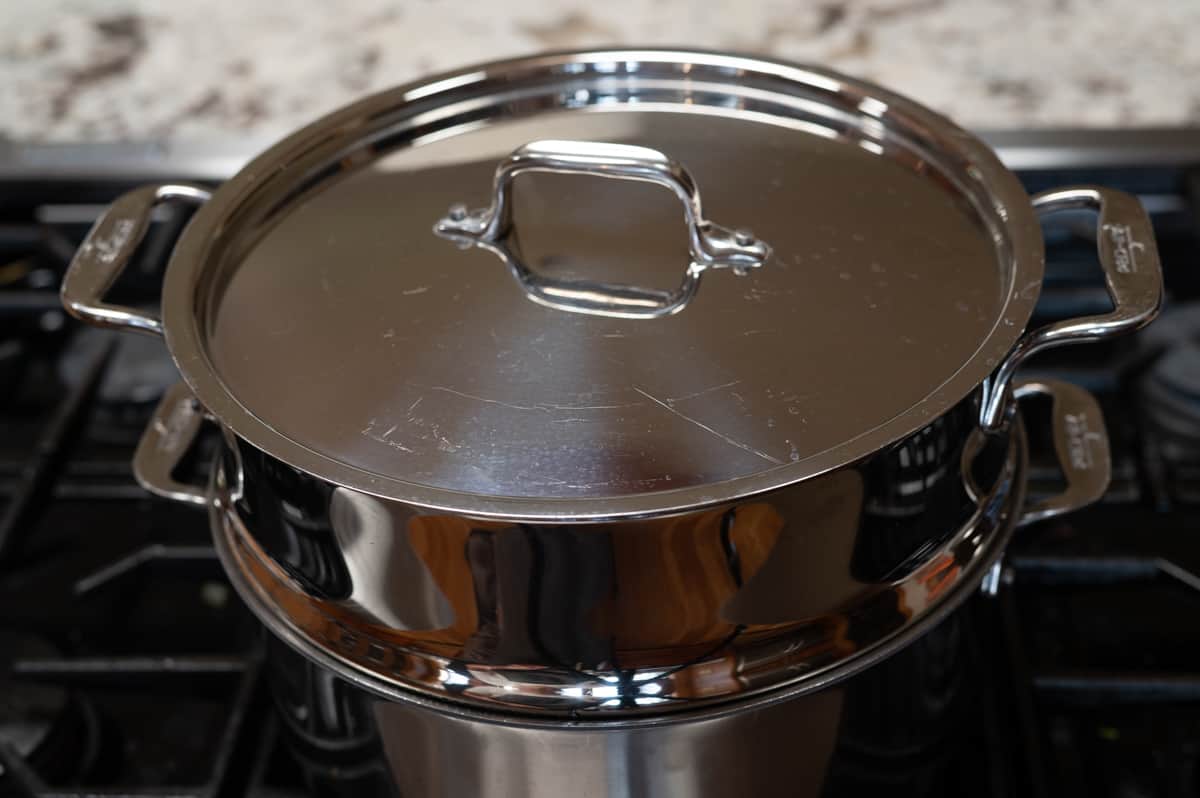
[0,132,1199,797]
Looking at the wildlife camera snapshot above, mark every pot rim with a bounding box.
[160,48,1044,521]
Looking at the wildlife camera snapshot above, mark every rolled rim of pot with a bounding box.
[87,50,1055,520]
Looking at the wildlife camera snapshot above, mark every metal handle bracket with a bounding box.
[60,183,211,337]
[1013,377,1111,527]
[134,382,213,507]
[980,186,1162,431]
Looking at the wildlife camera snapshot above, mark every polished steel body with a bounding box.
[168,375,1094,718]
[229,395,1084,796]
[263,600,991,797]
[60,50,1157,726]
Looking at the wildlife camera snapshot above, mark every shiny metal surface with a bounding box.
[961,377,1112,528]
[433,139,770,319]
[199,110,1009,508]
[132,381,211,507]
[262,603,982,798]
[368,686,848,798]
[59,52,1162,519]
[76,47,1150,715]
[150,49,1046,516]
[979,186,1164,431]
[1012,378,1111,526]
[189,375,1107,714]
[202,403,1011,714]
[59,182,210,337]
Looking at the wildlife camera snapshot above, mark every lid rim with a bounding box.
[162,48,1043,520]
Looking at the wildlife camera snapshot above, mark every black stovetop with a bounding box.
[2,133,1200,798]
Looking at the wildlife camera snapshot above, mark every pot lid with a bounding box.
[165,49,1043,518]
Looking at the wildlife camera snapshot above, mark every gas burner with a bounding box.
[59,328,177,406]
[0,630,95,786]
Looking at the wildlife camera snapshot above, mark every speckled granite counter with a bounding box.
[3,0,1200,141]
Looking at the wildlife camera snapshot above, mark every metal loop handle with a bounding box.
[980,186,1163,431]
[433,140,770,319]
[962,378,1110,527]
[1013,378,1111,527]
[60,183,211,337]
[134,382,212,507]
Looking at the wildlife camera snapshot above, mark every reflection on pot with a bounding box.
[852,400,980,583]
[324,490,458,630]
[265,634,400,798]
[235,446,348,598]
[263,592,983,798]
[215,389,1019,714]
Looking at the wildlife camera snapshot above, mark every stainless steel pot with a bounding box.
[60,48,1161,795]
[188,376,1091,716]
[260,600,1002,796]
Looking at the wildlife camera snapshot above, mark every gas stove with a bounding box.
[1,131,1200,797]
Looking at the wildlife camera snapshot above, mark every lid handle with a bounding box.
[433,140,770,319]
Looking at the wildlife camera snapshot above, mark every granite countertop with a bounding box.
[3,0,1200,142]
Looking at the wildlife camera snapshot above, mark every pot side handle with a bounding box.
[60,183,211,337]
[1013,377,1111,527]
[980,186,1163,432]
[133,382,212,507]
